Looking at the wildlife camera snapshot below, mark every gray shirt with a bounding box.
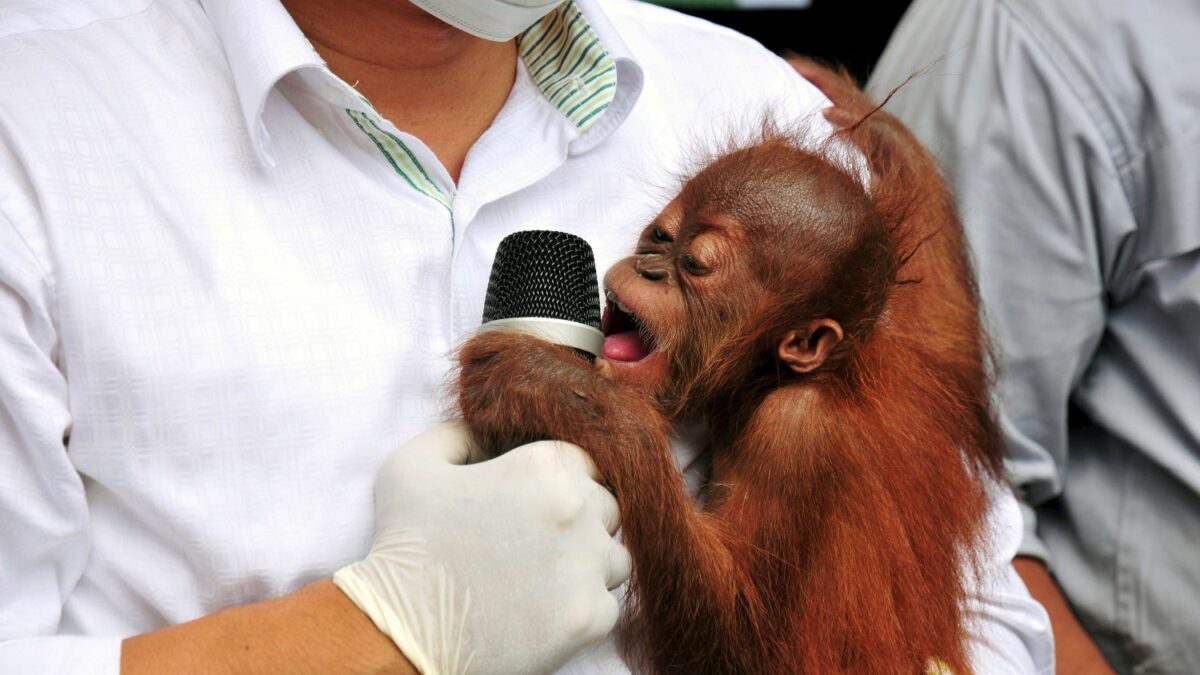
[868,0,1200,672]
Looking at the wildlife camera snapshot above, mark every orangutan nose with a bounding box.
[635,253,670,281]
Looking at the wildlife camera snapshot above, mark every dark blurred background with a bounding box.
[648,0,914,84]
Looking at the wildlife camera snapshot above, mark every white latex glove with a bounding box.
[334,422,631,675]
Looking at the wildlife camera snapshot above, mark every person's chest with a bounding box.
[10,50,681,625]
[31,81,671,479]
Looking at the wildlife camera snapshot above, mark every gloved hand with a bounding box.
[334,422,631,675]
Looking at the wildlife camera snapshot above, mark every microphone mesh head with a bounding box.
[483,230,601,329]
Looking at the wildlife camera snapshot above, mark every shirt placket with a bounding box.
[333,90,460,360]
[343,108,457,240]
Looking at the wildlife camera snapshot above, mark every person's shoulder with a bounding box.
[0,0,215,116]
[599,0,774,54]
[598,0,789,76]
[0,0,172,83]
[595,0,829,130]
[0,0,158,42]
[997,0,1195,66]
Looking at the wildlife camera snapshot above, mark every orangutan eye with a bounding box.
[651,227,673,243]
[681,254,709,276]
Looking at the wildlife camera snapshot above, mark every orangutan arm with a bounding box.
[456,331,756,673]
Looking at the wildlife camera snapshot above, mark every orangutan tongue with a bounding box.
[603,330,651,362]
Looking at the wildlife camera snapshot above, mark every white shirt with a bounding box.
[0,0,1051,672]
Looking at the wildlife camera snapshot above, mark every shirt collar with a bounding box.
[197,0,643,166]
[518,0,644,155]
[567,0,643,154]
[198,0,334,166]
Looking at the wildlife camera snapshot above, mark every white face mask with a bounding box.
[409,0,568,42]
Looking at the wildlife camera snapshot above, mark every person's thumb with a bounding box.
[387,421,474,474]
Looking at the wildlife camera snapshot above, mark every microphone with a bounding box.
[480,230,604,360]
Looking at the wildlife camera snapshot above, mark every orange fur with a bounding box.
[455,66,1002,674]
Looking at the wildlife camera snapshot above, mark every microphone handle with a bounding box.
[479,316,604,363]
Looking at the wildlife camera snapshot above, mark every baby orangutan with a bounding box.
[456,67,1004,674]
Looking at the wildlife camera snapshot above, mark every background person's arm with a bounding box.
[1013,557,1114,674]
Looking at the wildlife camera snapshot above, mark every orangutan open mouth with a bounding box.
[601,288,658,363]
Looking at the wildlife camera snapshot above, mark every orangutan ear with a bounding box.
[778,319,844,374]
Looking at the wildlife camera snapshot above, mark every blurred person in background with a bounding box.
[869,0,1200,673]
